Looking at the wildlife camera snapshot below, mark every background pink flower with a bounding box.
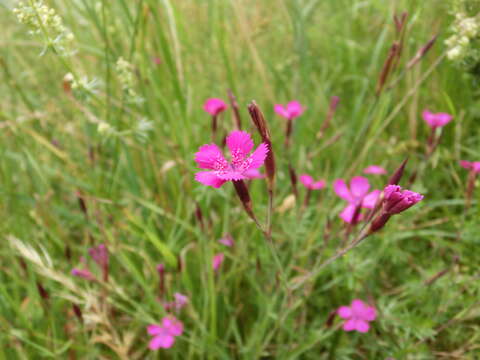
[148,316,184,350]
[333,176,380,223]
[337,299,377,333]
[212,253,224,271]
[422,110,453,129]
[203,98,227,116]
[274,101,304,120]
[363,165,387,175]
[460,160,480,173]
[299,174,326,190]
[219,234,235,247]
[194,131,268,188]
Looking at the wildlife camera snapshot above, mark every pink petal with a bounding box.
[473,162,480,173]
[219,234,234,247]
[363,306,377,321]
[195,171,227,188]
[212,253,224,271]
[226,131,254,166]
[339,204,357,223]
[333,179,353,201]
[435,113,453,126]
[274,104,289,119]
[215,170,245,181]
[350,176,370,198]
[422,110,436,128]
[351,299,367,314]
[337,306,352,319]
[162,317,184,336]
[459,160,472,170]
[194,144,228,170]
[203,98,227,116]
[149,333,175,349]
[147,325,163,336]
[299,174,313,188]
[355,320,370,333]
[286,101,304,118]
[311,180,326,190]
[244,143,269,170]
[362,190,381,209]
[363,165,387,175]
[343,319,357,332]
[243,169,265,179]
[174,293,188,310]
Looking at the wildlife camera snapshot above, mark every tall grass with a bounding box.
[1,0,480,358]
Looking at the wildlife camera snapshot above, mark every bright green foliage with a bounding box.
[1,0,479,359]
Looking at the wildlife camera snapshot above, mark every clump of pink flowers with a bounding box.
[333,176,380,224]
[147,316,183,350]
[337,299,377,333]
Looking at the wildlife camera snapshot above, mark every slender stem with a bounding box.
[291,228,371,290]
[266,188,274,237]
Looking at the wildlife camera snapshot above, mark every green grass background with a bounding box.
[1,0,480,358]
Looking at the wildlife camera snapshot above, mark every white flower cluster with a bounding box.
[13,1,75,56]
[445,13,480,62]
[115,57,143,103]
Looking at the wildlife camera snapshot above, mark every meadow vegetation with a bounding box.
[1,0,480,358]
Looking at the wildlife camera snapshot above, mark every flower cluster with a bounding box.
[115,57,142,103]
[445,12,480,68]
[13,1,75,56]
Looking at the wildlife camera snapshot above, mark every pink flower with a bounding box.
[71,268,95,281]
[274,101,304,120]
[383,185,424,214]
[219,234,234,247]
[156,264,165,274]
[147,316,184,350]
[422,110,453,129]
[333,176,381,223]
[338,299,377,333]
[173,293,188,309]
[460,160,480,173]
[194,130,269,188]
[88,244,108,268]
[165,293,189,311]
[243,169,265,179]
[363,165,387,175]
[212,253,224,271]
[203,98,227,116]
[299,174,326,190]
